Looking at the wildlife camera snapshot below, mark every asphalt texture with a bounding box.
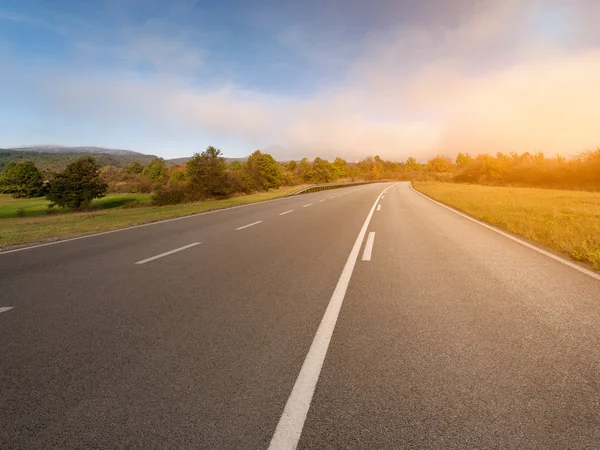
[1,182,600,449]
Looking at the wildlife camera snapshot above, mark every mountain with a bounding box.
[0,145,248,173]
[8,145,149,157]
[0,150,158,173]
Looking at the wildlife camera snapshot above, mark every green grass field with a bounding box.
[413,182,600,270]
[0,187,301,249]
[0,193,152,218]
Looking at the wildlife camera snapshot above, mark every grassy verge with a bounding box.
[0,193,153,218]
[0,187,300,249]
[413,182,600,270]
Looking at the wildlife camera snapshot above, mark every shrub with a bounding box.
[15,208,26,217]
[152,187,186,205]
[122,199,143,209]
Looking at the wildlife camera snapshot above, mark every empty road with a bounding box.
[2,182,600,449]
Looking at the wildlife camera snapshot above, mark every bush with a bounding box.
[122,199,143,209]
[152,187,186,205]
[16,208,25,217]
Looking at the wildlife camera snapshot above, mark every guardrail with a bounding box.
[286,181,380,196]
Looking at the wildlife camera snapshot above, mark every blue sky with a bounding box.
[1,0,599,159]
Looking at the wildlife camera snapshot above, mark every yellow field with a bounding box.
[413,182,600,270]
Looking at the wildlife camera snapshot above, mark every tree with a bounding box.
[243,150,281,190]
[427,156,454,172]
[405,157,421,171]
[125,161,144,174]
[229,160,243,171]
[312,157,334,183]
[0,161,45,198]
[142,158,168,182]
[455,152,474,168]
[46,157,108,209]
[332,157,347,180]
[297,158,314,182]
[186,146,229,197]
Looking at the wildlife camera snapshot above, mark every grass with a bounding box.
[413,182,600,270]
[0,193,153,218]
[0,186,301,249]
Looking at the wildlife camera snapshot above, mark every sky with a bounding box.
[1,0,600,160]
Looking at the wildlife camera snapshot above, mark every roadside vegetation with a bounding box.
[0,187,300,248]
[1,143,600,249]
[414,182,600,270]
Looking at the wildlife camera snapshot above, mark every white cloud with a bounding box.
[6,0,600,160]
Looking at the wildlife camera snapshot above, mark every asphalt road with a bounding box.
[1,182,600,449]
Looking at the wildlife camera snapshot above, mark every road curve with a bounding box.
[1,182,599,449]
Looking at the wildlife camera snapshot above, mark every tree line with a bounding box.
[1,146,600,210]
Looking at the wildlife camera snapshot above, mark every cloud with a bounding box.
[5,0,600,160]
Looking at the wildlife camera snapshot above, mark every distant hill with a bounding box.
[0,146,248,173]
[0,150,158,173]
[8,145,148,157]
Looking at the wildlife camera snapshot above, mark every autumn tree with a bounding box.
[332,157,347,180]
[186,146,229,197]
[243,150,281,190]
[312,157,334,183]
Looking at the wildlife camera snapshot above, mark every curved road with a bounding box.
[1,182,599,449]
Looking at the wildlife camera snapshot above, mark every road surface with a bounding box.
[1,182,600,449]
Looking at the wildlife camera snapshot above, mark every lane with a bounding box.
[134,242,201,265]
[299,182,600,449]
[0,182,386,449]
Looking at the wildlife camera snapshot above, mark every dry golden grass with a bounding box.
[413,182,600,270]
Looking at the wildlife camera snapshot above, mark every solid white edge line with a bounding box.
[236,220,263,230]
[409,183,600,282]
[0,307,14,314]
[268,183,396,450]
[279,210,294,216]
[135,242,200,265]
[376,205,381,211]
[302,203,313,207]
[361,232,375,261]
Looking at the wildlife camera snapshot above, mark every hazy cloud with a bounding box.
[4,0,600,159]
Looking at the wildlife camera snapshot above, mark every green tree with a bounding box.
[229,160,243,171]
[186,146,229,197]
[125,161,144,174]
[312,157,334,183]
[46,157,108,209]
[142,158,168,182]
[0,160,45,198]
[298,157,314,182]
[169,170,185,182]
[243,150,282,190]
[332,157,347,180]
